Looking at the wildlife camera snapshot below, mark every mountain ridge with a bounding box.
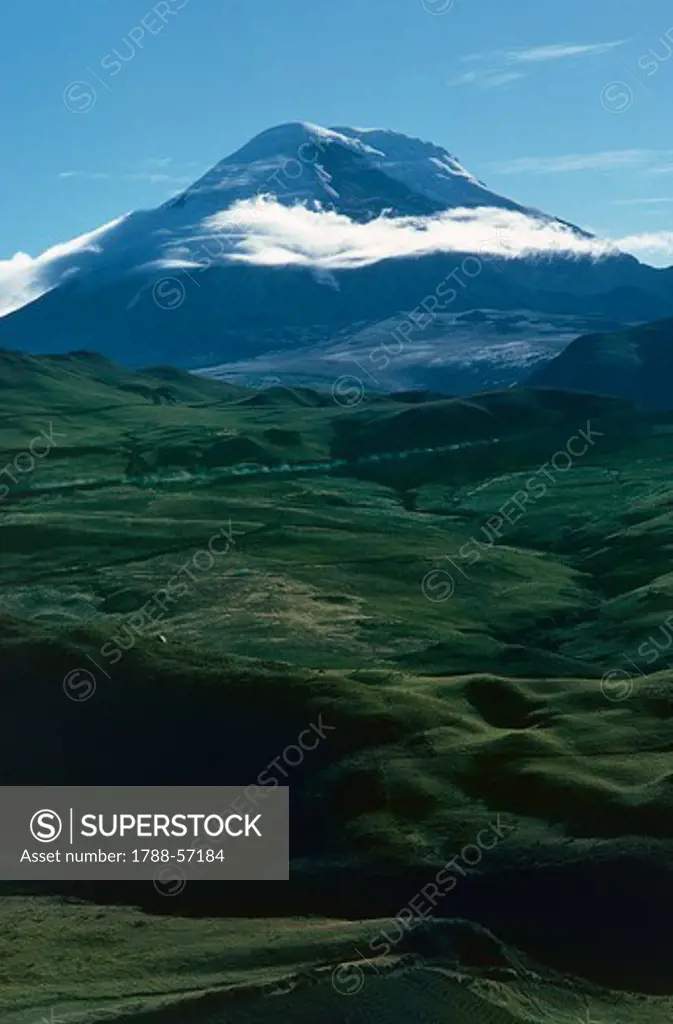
[170,121,540,219]
[527,316,673,410]
[1,121,671,382]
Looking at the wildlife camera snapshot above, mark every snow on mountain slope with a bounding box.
[0,217,128,316]
[181,122,386,202]
[174,121,536,216]
[0,121,569,316]
[330,124,518,209]
[0,122,596,317]
[1,120,671,377]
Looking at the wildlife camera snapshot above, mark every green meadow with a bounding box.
[2,351,672,1022]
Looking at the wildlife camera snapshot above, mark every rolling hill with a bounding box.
[2,352,673,1022]
[527,317,673,411]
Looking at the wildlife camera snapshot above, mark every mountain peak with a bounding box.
[330,124,477,177]
[1,116,672,380]
[171,119,529,220]
[225,121,386,162]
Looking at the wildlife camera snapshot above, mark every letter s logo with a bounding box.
[30,809,63,843]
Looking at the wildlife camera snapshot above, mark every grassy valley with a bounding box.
[2,350,673,1022]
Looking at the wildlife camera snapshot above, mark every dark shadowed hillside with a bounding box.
[527,318,673,411]
[2,352,673,1023]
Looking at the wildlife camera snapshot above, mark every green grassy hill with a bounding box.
[4,896,673,1024]
[527,316,673,410]
[2,352,673,1020]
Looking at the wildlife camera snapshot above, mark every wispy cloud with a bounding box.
[609,231,673,258]
[142,157,173,169]
[203,197,672,267]
[611,197,673,205]
[58,171,111,181]
[0,217,125,316]
[506,40,627,63]
[489,149,664,174]
[57,162,193,187]
[447,69,526,89]
[2,200,671,319]
[644,164,673,175]
[124,172,192,185]
[451,39,627,90]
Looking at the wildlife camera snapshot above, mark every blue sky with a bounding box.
[2,0,673,262]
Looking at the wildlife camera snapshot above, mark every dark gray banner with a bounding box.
[0,786,289,880]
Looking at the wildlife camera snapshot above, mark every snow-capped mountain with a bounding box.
[0,122,671,389]
[168,121,543,219]
[0,121,563,305]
